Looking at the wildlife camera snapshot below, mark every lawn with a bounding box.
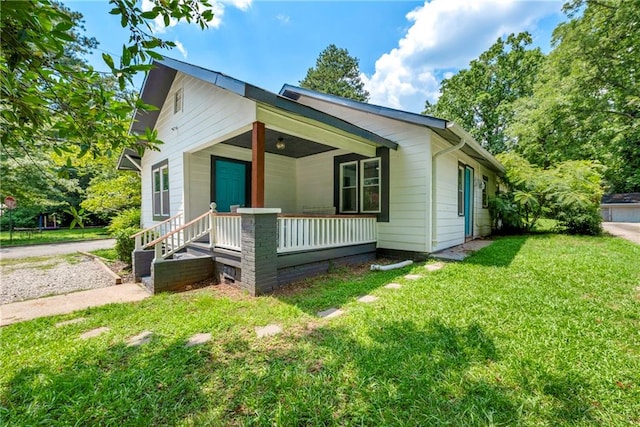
[0,227,109,246]
[1,234,638,425]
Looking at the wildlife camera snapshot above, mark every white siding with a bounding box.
[185,144,297,218]
[141,73,256,227]
[431,134,498,252]
[296,149,347,212]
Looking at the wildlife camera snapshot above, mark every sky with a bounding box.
[66,0,566,114]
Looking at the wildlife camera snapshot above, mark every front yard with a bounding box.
[1,234,638,425]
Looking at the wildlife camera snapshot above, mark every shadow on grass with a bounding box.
[463,235,529,267]
[2,339,215,425]
[274,264,411,316]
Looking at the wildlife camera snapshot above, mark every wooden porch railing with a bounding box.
[134,210,377,261]
[277,215,377,253]
[132,213,183,250]
[145,210,212,261]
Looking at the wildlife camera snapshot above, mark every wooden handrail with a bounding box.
[145,210,210,247]
[277,214,377,219]
[130,213,183,239]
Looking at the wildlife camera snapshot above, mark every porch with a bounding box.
[132,208,378,295]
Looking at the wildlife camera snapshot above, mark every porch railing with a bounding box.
[277,215,377,253]
[135,210,377,261]
[132,213,183,250]
[213,214,242,251]
[146,210,211,260]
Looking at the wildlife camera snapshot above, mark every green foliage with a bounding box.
[1,0,216,167]
[300,44,370,102]
[424,33,544,154]
[82,171,141,221]
[107,208,140,265]
[491,153,602,235]
[106,208,141,235]
[113,226,137,266]
[510,0,640,192]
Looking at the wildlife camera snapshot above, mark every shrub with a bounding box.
[113,226,138,266]
[108,208,141,265]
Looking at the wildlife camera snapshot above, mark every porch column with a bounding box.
[251,121,265,208]
[238,208,281,296]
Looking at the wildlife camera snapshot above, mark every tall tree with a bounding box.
[300,44,370,102]
[509,0,640,192]
[423,32,545,154]
[1,0,216,166]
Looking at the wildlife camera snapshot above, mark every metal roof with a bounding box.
[129,57,397,150]
[279,84,505,173]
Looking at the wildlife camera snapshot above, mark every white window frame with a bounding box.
[458,163,465,216]
[153,162,170,219]
[360,157,381,213]
[174,88,183,114]
[339,161,359,213]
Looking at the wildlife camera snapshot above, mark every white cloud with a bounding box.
[276,14,290,25]
[362,0,562,113]
[141,0,250,33]
[174,40,188,59]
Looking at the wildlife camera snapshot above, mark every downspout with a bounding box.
[429,134,466,252]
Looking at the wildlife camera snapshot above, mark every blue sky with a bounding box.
[67,0,565,113]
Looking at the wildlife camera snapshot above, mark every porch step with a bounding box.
[141,275,153,293]
[173,252,197,260]
[186,241,215,258]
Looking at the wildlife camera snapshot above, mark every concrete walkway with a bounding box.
[603,222,640,245]
[0,239,116,260]
[1,283,150,326]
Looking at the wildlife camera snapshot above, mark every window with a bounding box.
[174,88,183,114]
[458,163,465,216]
[482,175,489,208]
[338,157,381,214]
[340,161,358,213]
[361,158,381,213]
[152,161,169,219]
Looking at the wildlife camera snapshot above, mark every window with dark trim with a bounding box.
[334,151,388,220]
[457,163,465,216]
[152,160,169,220]
[482,175,489,208]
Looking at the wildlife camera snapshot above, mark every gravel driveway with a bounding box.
[0,254,115,304]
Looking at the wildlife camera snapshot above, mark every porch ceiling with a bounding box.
[222,128,337,158]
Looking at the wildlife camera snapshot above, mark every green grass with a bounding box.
[89,248,118,261]
[1,234,639,425]
[0,227,109,246]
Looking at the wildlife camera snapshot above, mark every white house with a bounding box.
[118,57,504,295]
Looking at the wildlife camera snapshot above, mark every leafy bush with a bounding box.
[107,208,141,265]
[107,208,140,235]
[491,153,602,236]
[113,226,138,266]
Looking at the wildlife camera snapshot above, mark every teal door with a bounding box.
[215,160,247,212]
[464,167,474,237]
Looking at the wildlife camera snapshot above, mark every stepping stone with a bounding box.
[126,331,153,347]
[255,324,282,338]
[317,308,344,319]
[185,332,212,347]
[357,295,378,303]
[404,274,423,280]
[425,262,445,272]
[55,317,86,328]
[79,327,110,340]
[384,283,402,289]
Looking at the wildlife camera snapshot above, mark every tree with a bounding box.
[509,0,640,192]
[1,0,216,167]
[423,32,545,154]
[490,152,602,235]
[300,44,370,102]
[81,170,141,221]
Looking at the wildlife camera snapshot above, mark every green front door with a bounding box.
[215,159,247,212]
[464,166,474,238]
